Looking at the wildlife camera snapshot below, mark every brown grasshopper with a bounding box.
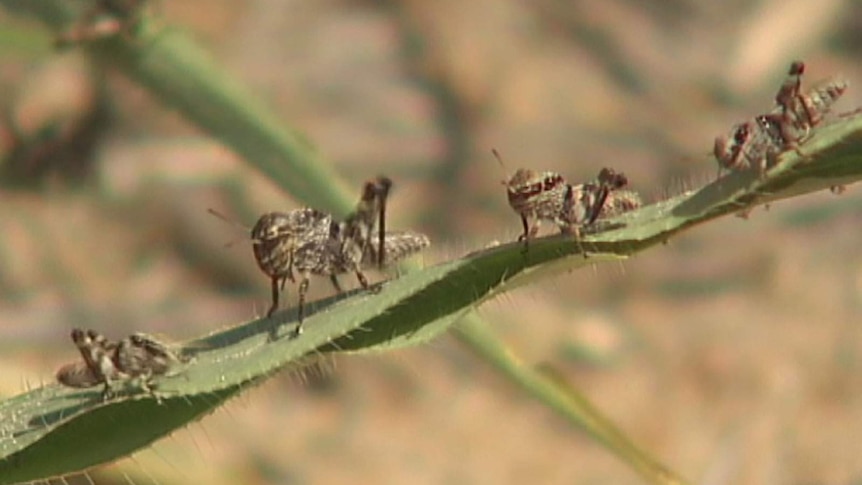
[250,176,430,337]
[714,61,848,176]
[56,328,183,400]
[496,150,640,244]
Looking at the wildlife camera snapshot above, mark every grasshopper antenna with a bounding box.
[206,208,251,248]
[491,148,512,185]
[376,177,393,268]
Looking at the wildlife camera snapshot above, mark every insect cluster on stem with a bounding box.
[48,23,856,409]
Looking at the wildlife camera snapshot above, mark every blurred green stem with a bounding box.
[457,314,689,485]
[1,0,355,215]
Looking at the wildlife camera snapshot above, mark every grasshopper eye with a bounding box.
[251,213,292,243]
[265,225,281,239]
[733,124,750,144]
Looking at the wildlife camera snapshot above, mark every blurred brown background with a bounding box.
[2,0,862,484]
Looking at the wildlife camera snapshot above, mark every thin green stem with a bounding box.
[1,0,355,215]
[456,314,689,485]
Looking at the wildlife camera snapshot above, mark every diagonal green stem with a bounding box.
[456,314,689,485]
[1,0,355,215]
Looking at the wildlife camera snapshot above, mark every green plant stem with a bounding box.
[1,0,355,215]
[456,314,689,485]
